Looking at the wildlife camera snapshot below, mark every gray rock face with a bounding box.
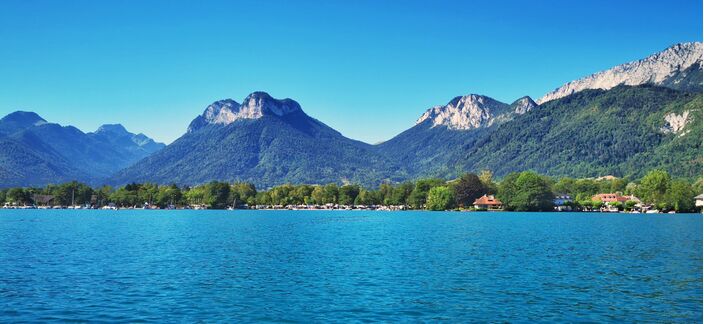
[415,94,537,130]
[415,95,510,130]
[661,111,691,134]
[510,96,538,115]
[187,92,303,133]
[538,42,703,104]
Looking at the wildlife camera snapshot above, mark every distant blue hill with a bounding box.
[0,112,165,187]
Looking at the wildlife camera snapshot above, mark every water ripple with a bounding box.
[0,210,701,322]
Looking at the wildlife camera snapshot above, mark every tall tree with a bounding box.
[338,185,360,205]
[453,173,487,208]
[665,180,696,212]
[638,170,671,205]
[479,170,497,194]
[204,181,231,209]
[408,178,445,209]
[499,171,554,211]
[426,186,455,211]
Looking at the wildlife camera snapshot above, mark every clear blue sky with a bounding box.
[0,0,701,144]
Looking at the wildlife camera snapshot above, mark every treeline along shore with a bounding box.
[0,170,701,213]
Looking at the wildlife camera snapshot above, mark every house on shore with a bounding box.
[473,195,503,210]
[696,194,703,208]
[554,195,573,211]
[592,193,633,203]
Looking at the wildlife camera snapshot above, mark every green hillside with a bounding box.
[459,85,702,179]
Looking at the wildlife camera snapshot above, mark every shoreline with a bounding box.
[0,206,694,214]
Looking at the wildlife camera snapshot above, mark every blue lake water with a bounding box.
[0,210,701,322]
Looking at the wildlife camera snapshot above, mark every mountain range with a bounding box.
[109,92,406,187]
[0,42,701,188]
[0,112,164,187]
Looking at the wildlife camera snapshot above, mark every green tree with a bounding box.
[638,170,671,205]
[255,191,272,205]
[95,185,113,207]
[110,186,140,207]
[322,184,339,204]
[354,189,381,206]
[553,177,576,195]
[270,184,295,205]
[453,173,486,208]
[157,184,182,207]
[232,183,257,206]
[665,180,696,212]
[478,170,497,194]
[407,178,444,209]
[625,182,639,195]
[292,185,314,205]
[426,186,455,211]
[573,179,599,198]
[338,185,360,206]
[609,178,628,193]
[6,188,31,205]
[138,183,159,205]
[379,183,394,205]
[608,201,624,211]
[184,186,206,206]
[497,172,520,210]
[311,186,325,205]
[624,200,638,211]
[500,171,554,211]
[591,200,604,210]
[203,182,231,209]
[389,182,413,206]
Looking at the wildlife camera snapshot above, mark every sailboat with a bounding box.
[227,197,237,211]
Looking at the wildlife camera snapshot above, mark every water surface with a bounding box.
[0,210,701,322]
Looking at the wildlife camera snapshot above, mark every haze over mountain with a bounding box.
[0,112,164,187]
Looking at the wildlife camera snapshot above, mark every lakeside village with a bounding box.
[1,170,702,213]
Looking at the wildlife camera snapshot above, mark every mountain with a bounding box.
[109,92,406,188]
[376,42,702,181]
[376,94,537,178]
[0,112,164,187]
[5,42,702,188]
[89,124,166,155]
[0,111,47,135]
[538,42,702,104]
[460,85,702,179]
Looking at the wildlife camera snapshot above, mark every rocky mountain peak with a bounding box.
[415,94,510,130]
[510,96,538,114]
[538,42,703,104]
[1,111,47,127]
[95,124,129,135]
[202,99,242,125]
[241,91,302,117]
[187,92,303,133]
[0,111,49,135]
[91,123,164,149]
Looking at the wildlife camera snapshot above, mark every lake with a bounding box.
[0,210,701,322]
